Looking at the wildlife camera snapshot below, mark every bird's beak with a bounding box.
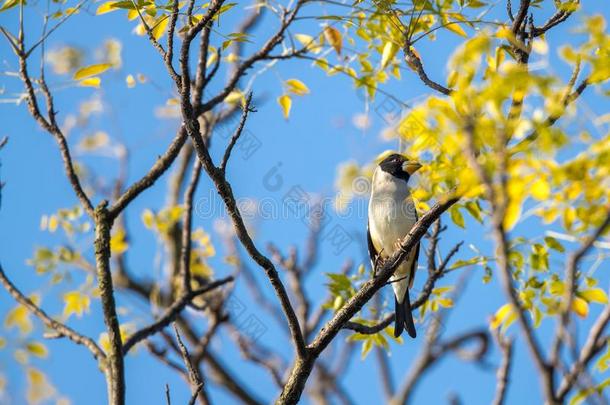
[402,161,422,175]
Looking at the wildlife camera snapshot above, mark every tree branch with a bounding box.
[93,201,125,405]
[343,240,463,335]
[219,93,254,174]
[122,276,234,354]
[0,262,105,361]
[173,324,204,405]
[492,330,513,405]
[109,127,188,219]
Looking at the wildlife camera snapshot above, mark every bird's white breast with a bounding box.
[368,168,418,300]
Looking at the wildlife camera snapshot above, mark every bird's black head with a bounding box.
[378,153,422,182]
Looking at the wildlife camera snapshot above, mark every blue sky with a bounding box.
[1,1,609,404]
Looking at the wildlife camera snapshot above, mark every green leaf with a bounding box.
[450,206,465,228]
[361,337,373,359]
[544,236,565,252]
[25,342,48,358]
[465,200,483,223]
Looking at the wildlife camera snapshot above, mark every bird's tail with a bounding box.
[394,291,417,338]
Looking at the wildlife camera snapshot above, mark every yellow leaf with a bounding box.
[225,52,239,63]
[26,368,55,404]
[123,8,137,20]
[126,74,136,88]
[134,22,147,36]
[78,131,109,151]
[26,342,48,358]
[95,1,118,15]
[0,0,20,13]
[110,228,128,254]
[152,15,169,40]
[285,79,310,96]
[277,94,292,119]
[563,207,576,230]
[224,89,244,105]
[503,200,522,231]
[531,178,551,201]
[48,215,58,232]
[63,291,90,318]
[73,63,112,80]
[206,47,218,67]
[78,77,101,88]
[531,38,548,55]
[445,21,467,37]
[447,70,459,87]
[99,324,132,354]
[294,33,321,53]
[490,303,513,329]
[579,288,609,304]
[380,41,399,69]
[572,297,589,318]
[323,26,342,55]
[549,279,565,295]
[437,298,453,308]
[5,304,32,334]
[224,255,239,266]
[142,209,155,229]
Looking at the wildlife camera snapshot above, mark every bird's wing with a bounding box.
[409,242,420,289]
[409,209,420,289]
[367,221,379,268]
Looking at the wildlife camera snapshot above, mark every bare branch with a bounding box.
[375,348,394,400]
[94,202,125,405]
[513,75,590,152]
[220,93,254,173]
[0,263,105,361]
[198,1,306,114]
[130,0,181,85]
[391,329,489,404]
[532,2,579,37]
[511,0,531,34]
[122,276,234,354]
[557,303,610,401]
[173,324,204,405]
[16,40,94,216]
[403,46,451,96]
[492,330,513,405]
[109,128,188,219]
[179,158,202,291]
[344,240,463,335]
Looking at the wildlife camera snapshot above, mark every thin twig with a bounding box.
[122,277,234,354]
[0,263,105,361]
[220,93,254,173]
[492,330,513,405]
[344,240,463,335]
[173,324,204,405]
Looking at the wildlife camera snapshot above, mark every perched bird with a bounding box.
[367,153,422,338]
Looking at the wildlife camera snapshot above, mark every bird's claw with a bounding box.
[373,249,385,277]
[394,240,405,253]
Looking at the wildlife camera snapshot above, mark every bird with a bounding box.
[367,152,422,338]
